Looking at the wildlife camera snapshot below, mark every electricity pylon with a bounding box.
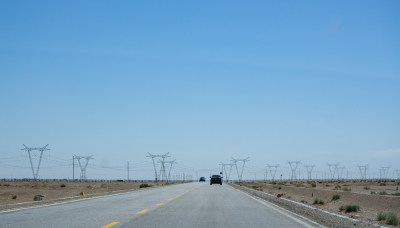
[395,170,400,180]
[379,167,390,180]
[304,165,315,180]
[164,159,177,182]
[327,163,339,180]
[220,162,234,182]
[337,166,345,180]
[358,165,368,181]
[288,161,301,180]
[231,157,249,181]
[74,155,93,180]
[266,164,279,181]
[21,144,50,180]
[147,152,170,182]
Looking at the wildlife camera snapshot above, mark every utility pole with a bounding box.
[127,161,130,181]
[73,155,75,181]
[21,144,50,180]
[231,157,250,181]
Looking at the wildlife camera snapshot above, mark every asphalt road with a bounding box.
[0,182,321,228]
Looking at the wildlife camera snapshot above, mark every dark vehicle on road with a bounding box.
[199,177,206,182]
[210,175,222,185]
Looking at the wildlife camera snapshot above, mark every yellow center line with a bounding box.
[168,198,173,200]
[156,203,164,206]
[102,222,120,228]
[136,209,148,214]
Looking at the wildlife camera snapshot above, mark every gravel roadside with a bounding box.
[229,183,387,228]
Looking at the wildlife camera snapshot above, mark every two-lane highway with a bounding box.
[0,182,321,228]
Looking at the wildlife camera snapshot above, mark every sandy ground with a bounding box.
[0,180,171,206]
[239,180,400,225]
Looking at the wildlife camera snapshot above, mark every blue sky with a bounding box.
[0,1,399,180]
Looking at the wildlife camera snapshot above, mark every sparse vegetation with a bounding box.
[378,191,387,195]
[250,186,263,191]
[11,195,17,199]
[392,192,400,196]
[311,183,316,187]
[371,191,376,195]
[380,182,387,186]
[139,183,152,188]
[334,185,341,190]
[343,187,351,191]
[300,200,307,204]
[278,186,282,190]
[294,183,304,187]
[60,184,66,188]
[345,205,360,213]
[100,184,107,188]
[363,186,370,190]
[377,212,387,221]
[313,198,325,205]
[332,194,340,201]
[386,213,399,226]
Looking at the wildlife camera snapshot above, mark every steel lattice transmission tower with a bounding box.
[379,167,390,180]
[395,170,400,180]
[304,165,315,180]
[288,161,301,180]
[337,166,345,180]
[358,165,368,181]
[231,157,249,181]
[266,164,279,181]
[220,162,234,182]
[327,163,339,180]
[164,159,177,182]
[21,144,50,180]
[147,152,170,182]
[75,155,93,180]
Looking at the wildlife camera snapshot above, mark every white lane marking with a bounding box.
[228,185,324,228]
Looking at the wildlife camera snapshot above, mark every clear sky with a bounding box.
[1,1,399,180]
